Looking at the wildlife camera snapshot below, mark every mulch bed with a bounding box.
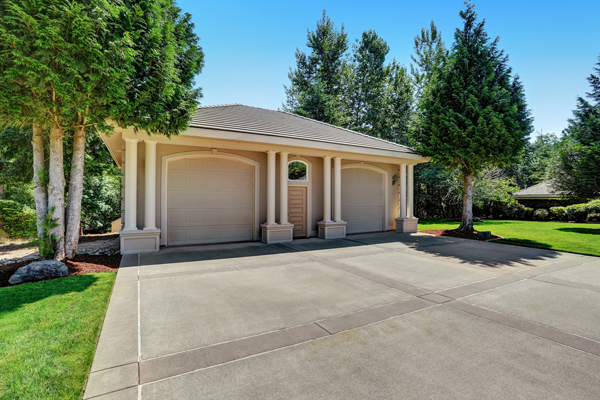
[0,254,121,288]
[420,229,501,241]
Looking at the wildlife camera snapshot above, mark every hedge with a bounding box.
[0,200,37,238]
[549,199,600,222]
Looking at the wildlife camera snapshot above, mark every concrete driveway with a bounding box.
[84,233,600,399]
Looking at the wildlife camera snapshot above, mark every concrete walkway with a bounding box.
[84,232,600,399]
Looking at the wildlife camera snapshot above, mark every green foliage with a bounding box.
[587,213,600,222]
[284,11,413,143]
[472,170,520,217]
[0,200,36,237]
[283,10,349,125]
[410,21,449,99]
[414,163,462,219]
[549,55,600,199]
[0,128,33,183]
[416,3,532,176]
[550,206,568,220]
[507,132,559,188]
[81,175,121,233]
[37,206,60,259]
[533,208,549,220]
[288,162,307,181]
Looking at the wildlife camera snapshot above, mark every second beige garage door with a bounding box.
[341,168,385,234]
[166,157,254,246]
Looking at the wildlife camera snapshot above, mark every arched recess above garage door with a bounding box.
[160,151,260,246]
[341,164,388,234]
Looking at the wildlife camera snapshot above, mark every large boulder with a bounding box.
[9,260,68,285]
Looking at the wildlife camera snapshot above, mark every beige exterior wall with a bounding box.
[129,141,404,238]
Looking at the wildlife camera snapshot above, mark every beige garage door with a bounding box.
[167,157,254,246]
[341,168,384,234]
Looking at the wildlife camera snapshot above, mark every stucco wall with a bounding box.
[132,141,402,239]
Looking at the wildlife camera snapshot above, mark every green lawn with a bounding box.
[419,219,600,257]
[0,273,116,400]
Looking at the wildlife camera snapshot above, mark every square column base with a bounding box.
[120,229,160,254]
[261,223,294,244]
[318,221,347,239]
[395,217,419,233]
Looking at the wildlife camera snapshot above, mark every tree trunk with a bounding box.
[32,125,48,239]
[48,124,66,260]
[65,126,86,259]
[458,172,474,232]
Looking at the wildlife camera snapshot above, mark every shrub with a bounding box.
[550,206,568,220]
[533,208,549,220]
[566,203,589,222]
[587,213,600,223]
[583,199,600,214]
[520,206,534,219]
[0,200,37,238]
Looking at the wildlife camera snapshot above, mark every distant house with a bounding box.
[513,181,570,209]
[513,182,563,201]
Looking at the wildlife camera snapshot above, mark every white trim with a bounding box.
[287,156,312,238]
[341,163,389,232]
[287,160,308,182]
[160,151,260,246]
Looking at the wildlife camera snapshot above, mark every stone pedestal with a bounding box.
[395,217,419,233]
[261,223,294,244]
[318,221,347,239]
[120,229,160,254]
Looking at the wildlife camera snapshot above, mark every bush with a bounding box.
[587,213,600,223]
[0,200,36,238]
[550,206,568,220]
[520,206,534,219]
[533,208,549,220]
[566,203,590,222]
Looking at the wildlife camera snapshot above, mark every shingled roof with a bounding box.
[513,182,564,198]
[190,104,415,154]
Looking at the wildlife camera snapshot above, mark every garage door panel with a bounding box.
[342,168,384,234]
[167,157,254,246]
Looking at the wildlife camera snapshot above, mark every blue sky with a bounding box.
[178,0,600,137]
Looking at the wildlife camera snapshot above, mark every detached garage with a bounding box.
[100,104,427,254]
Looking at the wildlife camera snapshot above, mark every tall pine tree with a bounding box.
[416,2,532,231]
[283,11,349,126]
[549,55,600,199]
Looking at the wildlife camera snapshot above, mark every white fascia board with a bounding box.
[99,130,123,168]
[121,127,430,165]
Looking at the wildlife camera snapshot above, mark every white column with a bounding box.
[123,138,139,231]
[333,157,342,222]
[407,164,414,218]
[266,150,277,225]
[144,140,157,230]
[399,164,407,219]
[323,156,332,222]
[279,152,289,224]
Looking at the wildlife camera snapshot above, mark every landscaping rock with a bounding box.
[9,260,68,285]
[476,231,492,239]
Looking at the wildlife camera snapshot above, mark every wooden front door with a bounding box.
[288,186,307,237]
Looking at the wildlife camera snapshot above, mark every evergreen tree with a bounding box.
[410,21,448,99]
[549,55,600,199]
[0,0,204,259]
[416,2,533,231]
[283,10,349,125]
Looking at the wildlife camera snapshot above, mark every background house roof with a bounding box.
[513,181,564,198]
[190,104,416,154]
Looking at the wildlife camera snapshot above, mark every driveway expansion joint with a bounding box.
[444,300,600,358]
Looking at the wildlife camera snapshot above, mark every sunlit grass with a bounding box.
[420,219,600,257]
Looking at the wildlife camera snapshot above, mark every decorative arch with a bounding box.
[341,163,389,231]
[160,151,260,246]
